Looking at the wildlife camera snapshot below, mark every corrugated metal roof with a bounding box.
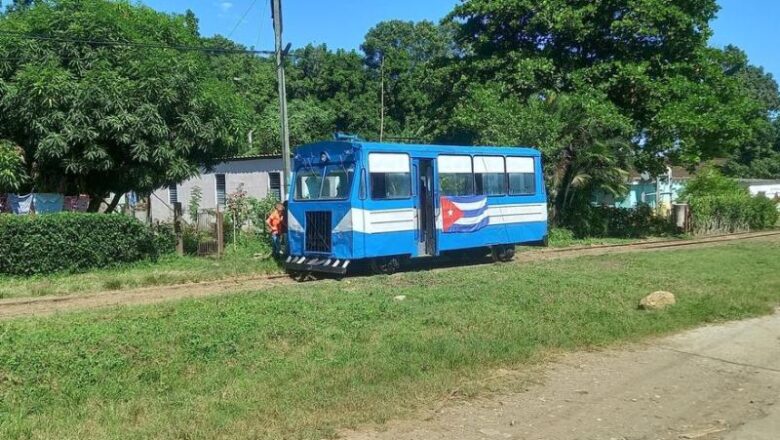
[217,153,284,162]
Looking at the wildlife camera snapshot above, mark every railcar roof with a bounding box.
[295,141,541,157]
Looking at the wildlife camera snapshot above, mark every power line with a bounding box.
[0,30,275,55]
[227,0,260,39]
[254,0,269,50]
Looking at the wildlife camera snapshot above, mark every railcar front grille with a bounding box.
[305,211,332,253]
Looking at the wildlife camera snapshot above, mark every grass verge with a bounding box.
[1,240,779,439]
[0,232,672,300]
[0,240,282,300]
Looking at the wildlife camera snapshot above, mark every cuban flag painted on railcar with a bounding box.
[441,195,489,233]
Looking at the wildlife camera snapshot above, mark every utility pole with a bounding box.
[271,0,291,199]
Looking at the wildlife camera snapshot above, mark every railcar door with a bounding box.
[416,158,436,256]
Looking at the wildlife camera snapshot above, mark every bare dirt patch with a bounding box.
[343,312,780,440]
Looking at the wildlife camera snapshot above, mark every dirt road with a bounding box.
[1,232,778,320]
[344,311,780,440]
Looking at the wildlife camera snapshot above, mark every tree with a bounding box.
[286,44,380,141]
[442,85,632,223]
[0,0,251,211]
[0,140,26,191]
[440,0,775,225]
[719,46,780,178]
[445,0,761,166]
[361,20,453,139]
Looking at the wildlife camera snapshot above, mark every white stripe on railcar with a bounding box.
[332,203,546,234]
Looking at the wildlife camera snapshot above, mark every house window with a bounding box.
[368,153,411,200]
[439,155,474,196]
[474,156,506,196]
[269,172,282,200]
[216,174,226,208]
[168,184,178,204]
[506,157,536,195]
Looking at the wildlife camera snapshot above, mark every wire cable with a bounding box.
[227,0,260,39]
[0,30,274,55]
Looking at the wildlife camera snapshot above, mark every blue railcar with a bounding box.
[284,139,548,276]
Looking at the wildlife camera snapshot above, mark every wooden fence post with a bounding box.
[173,202,184,256]
[216,210,224,258]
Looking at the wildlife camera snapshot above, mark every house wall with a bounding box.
[597,179,687,210]
[144,158,285,223]
[746,183,780,199]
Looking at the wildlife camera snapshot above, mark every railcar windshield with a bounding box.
[294,163,355,201]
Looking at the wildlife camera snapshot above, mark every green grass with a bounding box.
[0,241,282,300]
[0,231,672,300]
[545,227,681,248]
[1,240,779,439]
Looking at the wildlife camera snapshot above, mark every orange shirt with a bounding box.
[266,210,283,235]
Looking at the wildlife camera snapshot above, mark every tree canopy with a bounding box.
[0,0,251,209]
[1,0,778,217]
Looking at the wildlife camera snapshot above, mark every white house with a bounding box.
[143,154,285,223]
[740,179,780,199]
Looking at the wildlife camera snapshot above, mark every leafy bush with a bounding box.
[749,195,779,229]
[564,204,676,238]
[188,186,203,224]
[0,140,27,192]
[689,194,778,235]
[248,194,280,237]
[678,167,744,200]
[150,222,177,255]
[681,168,778,235]
[0,213,159,275]
[548,228,576,246]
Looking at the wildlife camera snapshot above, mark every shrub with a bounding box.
[750,195,779,230]
[150,222,177,255]
[680,169,778,235]
[548,228,576,246]
[688,194,778,235]
[564,204,676,238]
[678,167,744,200]
[248,194,280,237]
[0,213,159,276]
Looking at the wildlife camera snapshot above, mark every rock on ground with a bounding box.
[639,290,676,310]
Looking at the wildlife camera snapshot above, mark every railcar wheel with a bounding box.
[491,245,516,263]
[455,247,489,263]
[370,257,401,275]
[290,271,315,282]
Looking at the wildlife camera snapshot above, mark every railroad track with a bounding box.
[1,230,778,320]
[538,230,780,255]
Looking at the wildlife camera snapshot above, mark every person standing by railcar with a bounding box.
[266,202,286,258]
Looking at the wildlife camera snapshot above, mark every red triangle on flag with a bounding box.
[440,197,464,232]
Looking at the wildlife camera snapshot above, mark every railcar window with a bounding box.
[474,156,506,196]
[506,157,536,195]
[323,168,353,199]
[295,171,324,200]
[439,155,474,196]
[294,165,354,200]
[368,153,411,199]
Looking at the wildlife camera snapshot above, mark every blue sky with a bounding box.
[142,0,779,80]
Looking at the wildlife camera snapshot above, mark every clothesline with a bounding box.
[0,193,91,215]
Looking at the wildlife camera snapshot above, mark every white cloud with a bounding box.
[220,1,233,12]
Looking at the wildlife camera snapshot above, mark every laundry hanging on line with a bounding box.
[33,193,64,214]
[64,195,91,212]
[9,193,34,215]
